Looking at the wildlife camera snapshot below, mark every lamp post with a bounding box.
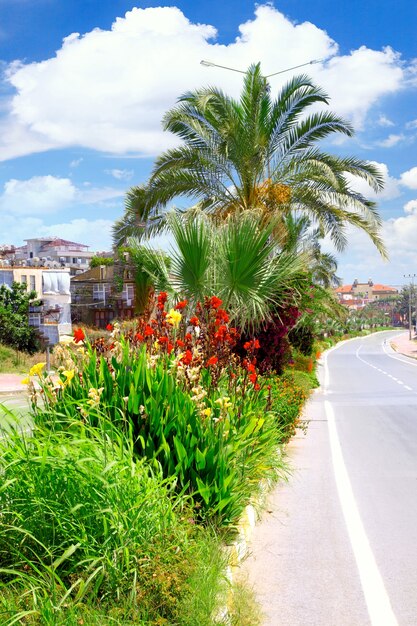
[404,274,416,340]
[200,58,322,78]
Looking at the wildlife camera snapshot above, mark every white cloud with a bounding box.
[400,166,417,189]
[406,119,417,130]
[39,218,114,251]
[376,133,405,148]
[347,161,401,201]
[0,214,114,251]
[331,195,417,284]
[0,5,407,160]
[377,114,395,127]
[106,168,133,181]
[70,157,83,168]
[0,174,124,216]
[404,199,417,214]
[0,175,76,214]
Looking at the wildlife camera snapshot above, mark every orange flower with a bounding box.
[106,323,113,331]
[206,356,218,366]
[73,328,85,343]
[144,325,155,336]
[189,316,200,326]
[174,299,188,310]
[176,339,185,348]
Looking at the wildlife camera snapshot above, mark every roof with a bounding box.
[335,285,353,293]
[24,237,89,249]
[41,238,89,249]
[372,284,397,292]
[335,283,397,294]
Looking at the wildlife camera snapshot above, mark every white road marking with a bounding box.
[324,347,398,626]
[382,338,417,368]
[405,385,412,391]
[325,401,398,626]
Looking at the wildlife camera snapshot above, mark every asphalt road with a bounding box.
[243,331,417,626]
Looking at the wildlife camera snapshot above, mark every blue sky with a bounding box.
[1,0,417,285]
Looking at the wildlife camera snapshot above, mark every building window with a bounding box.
[28,313,40,327]
[29,275,36,291]
[72,258,77,264]
[29,252,33,259]
[21,275,27,286]
[93,283,110,302]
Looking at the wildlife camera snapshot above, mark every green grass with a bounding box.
[0,417,227,625]
[0,343,47,374]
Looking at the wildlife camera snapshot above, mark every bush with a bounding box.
[31,295,284,526]
[266,372,310,441]
[238,306,301,375]
[0,283,40,354]
[0,419,224,624]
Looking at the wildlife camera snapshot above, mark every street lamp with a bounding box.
[404,273,416,340]
[200,58,323,78]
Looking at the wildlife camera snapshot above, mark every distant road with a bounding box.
[244,331,417,626]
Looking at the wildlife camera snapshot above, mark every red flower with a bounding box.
[158,336,168,344]
[181,349,193,365]
[214,325,228,341]
[206,356,218,366]
[73,328,85,343]
[158,292,168,304]
[209,296,223,309]
[185,333,192,341]
[189,316,200,326]
[176,339,185,348]
[106,323,114,331]
[135,332,144,342]
[249,372,257,384]
[254,383,261,391]
[144,325,155,336]
[167,342,174,354]
[175,299,188,310]
[215,309,229,324]
[247,363,256,373]
[244,339,260,351]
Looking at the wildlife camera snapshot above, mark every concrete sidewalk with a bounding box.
[0,374,28,395]
[390,331,417,360]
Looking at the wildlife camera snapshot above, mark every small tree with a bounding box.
[0,282,40,354]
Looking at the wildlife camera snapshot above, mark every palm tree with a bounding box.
[131,63,386,256]
[128,211,308,330]
[281,212,341,288]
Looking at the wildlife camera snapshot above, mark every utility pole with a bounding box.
[404,274,416,340]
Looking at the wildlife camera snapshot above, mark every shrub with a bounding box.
[0,283,40,354]
[30,295,284,526]
[265,372,310,442]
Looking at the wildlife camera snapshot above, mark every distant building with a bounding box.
[335,279,398,310]
[71,265,135,328]
[13,237,94,273]
[0,265,72,343]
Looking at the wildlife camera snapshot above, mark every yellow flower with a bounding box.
[21,377,30,385]
[201,407,212,418]
[62,369,75,382]
[29,362,46,377]
[166,308,182,328]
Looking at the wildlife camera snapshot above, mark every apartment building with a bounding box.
[14,237,94,273]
